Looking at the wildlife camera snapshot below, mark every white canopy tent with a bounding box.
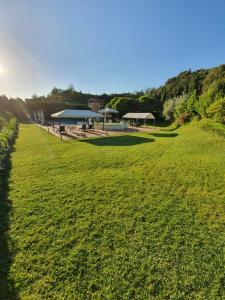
[123,112,155,120]
[98,107,119,121]
[51,109,102,119]
[123,112,155,126]
[98,108,118,114]
[51,110,103,138]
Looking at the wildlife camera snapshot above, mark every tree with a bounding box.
[173,95,188,119]
[198,78,225,117]
[206,98,225,123]
[163,95,188,121]
[109,97,140,116]
[139,95,162,117]
[187,90,198,114]
[163,98,176,121]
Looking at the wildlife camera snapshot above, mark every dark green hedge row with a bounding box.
[0,118,18,195]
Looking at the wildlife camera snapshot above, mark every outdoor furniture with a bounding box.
[80,124,87,131]
[57,125,67,133]
[51,110,103,136]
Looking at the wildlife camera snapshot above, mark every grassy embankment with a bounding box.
[1,122,225,299]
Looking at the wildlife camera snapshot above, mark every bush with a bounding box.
[0,117,6,132]
[163,98,176,121]
[198,78,225,117]
[163,95,188,121]
[197,118,225,137]
[108,97,140,117]
[176,112,192,125]
[0,117,18,194]
[173,95,188,119]
[206,98,225,123]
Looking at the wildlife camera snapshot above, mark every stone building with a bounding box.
[88,98,105,112]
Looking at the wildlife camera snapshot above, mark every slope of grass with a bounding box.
[4,124,225,299]
[197,118,225,138]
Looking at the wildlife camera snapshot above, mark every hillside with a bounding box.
[1,123,224,299]
[1,63,225,123]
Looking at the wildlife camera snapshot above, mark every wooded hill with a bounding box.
[0,64,225,123]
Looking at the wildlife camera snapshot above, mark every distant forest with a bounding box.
[0,64,225,123]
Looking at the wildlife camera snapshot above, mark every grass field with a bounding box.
[1,123,225,299]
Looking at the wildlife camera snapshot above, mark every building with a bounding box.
[88,98,105,112]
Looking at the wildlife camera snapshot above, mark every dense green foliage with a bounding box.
[197,118,225,137]
[0,115,18,204]
[0,116,18,299]
[1,63,225,123]
[0,87,143,121]
[162,65,225,123]
[0,117,18,177]
[206,98,225,123]
[107,96,162,118]
[2,124,224,299]
[106,64,225,122]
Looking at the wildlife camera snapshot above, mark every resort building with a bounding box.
[88,98,105,112]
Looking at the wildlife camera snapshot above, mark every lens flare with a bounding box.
[0,63,5,74]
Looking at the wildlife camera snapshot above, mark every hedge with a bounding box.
[0,117,18,194]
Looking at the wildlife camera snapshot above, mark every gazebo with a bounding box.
[98,107,119,121]
[51,109,103,137]
[51,109,102,121]
[123,112,155,126]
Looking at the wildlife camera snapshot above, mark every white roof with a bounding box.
[51,109,103,119]
[123,112,155,119]
[99,107,118,114]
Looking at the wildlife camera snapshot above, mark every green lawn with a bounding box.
[2,123,225,299]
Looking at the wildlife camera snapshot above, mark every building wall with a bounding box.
[88,98,104,112]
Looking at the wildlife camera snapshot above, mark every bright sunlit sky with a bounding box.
[0,0,225,99]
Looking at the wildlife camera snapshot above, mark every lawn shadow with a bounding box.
[0,132,18,299]
[151,132,179,138]
[80,135,154,146]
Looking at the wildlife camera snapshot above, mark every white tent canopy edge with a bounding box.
[51,109,103,119]
[122,112,155,119]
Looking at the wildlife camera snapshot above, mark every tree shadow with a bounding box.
[0,132,18,299]
[163,124,180,132]
[80,135,154,146]
[151,132,179,138]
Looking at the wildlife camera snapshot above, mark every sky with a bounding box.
[0,0,225,99]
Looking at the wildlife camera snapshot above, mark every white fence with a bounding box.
[94,122,128,131]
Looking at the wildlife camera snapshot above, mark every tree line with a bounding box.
[0,64,225,123]
[0,86,143,121]
[107,64,225,123]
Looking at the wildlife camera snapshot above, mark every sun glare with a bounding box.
[0,63,5,74]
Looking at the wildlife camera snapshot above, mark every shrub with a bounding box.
[0,117,18,194]
[0,117,6,132]
[197,118,225,137]
[163,95,188,121]
[163,98,176,121]
[198,78,225,117]
[173,95,188,119]
[187,90,198,114]
[176,112,192,125]
[206,98,225,123]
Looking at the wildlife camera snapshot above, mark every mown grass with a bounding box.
[4,123,225,299]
